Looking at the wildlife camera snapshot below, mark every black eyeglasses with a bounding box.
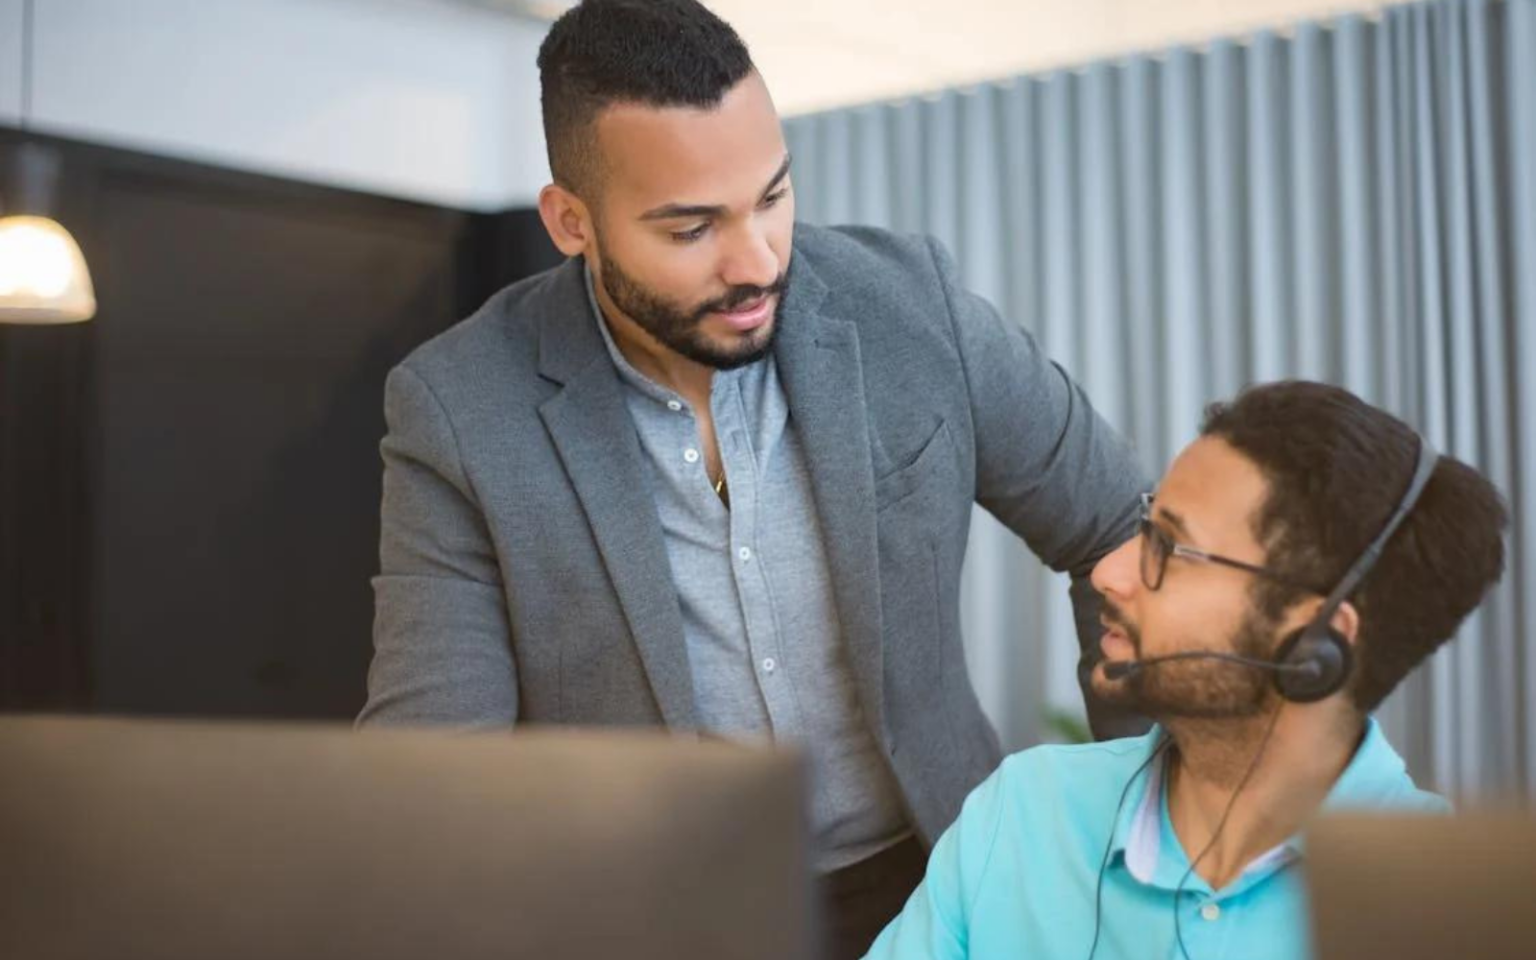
[1138,493,1311,592]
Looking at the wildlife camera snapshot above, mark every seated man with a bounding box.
[863,381,1508,960]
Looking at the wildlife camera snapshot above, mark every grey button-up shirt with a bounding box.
[586,270,909,871]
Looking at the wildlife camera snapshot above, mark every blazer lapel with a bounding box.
[534,261,697,730]
[773,258,888,740]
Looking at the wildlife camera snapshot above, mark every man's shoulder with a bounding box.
[1328,718,1453,815]
[396,258,580,386]
[793,222,941,286]
[790,223,966,355]
[990,732,1164,818]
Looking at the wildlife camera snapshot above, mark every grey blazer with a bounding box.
[361,224,1147,844]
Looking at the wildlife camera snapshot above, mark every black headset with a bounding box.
[1266,431,1439,702]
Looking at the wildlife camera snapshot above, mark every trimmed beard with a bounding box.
[596,242,785,371]
[1100,601,1277,720]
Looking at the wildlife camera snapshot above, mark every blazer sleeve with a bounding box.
[925,237,1151,740]
[358,363,518,728]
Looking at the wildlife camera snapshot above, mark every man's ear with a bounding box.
[1328,601,1361,647]
[538,183,595,259]
[1275,596,1360,649]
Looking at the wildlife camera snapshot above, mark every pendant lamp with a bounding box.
[0,0,96,324]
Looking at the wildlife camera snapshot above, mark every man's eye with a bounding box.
[671,224,709,243]
[762,189,788,208]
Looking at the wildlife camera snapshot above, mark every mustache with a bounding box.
[694,273,789,318]
[1100,598,1128,632]
[1100,599,1140,652]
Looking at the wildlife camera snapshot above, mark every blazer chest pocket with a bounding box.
[875,419,955,512]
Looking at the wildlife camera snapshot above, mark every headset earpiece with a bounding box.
[1272,624,1352,703]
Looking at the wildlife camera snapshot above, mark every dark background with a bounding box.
[0,128,561,719]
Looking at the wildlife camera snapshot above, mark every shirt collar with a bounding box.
[1317,716,1414,809]
[583,263,686,406]
[1120,746,1165,883]
[582,262,758,407]
[1115,730,1295,895]
[1106,727,1172,883]
[1114,716,1431,890]
[1297,715,1447,848]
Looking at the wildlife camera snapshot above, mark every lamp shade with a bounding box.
[0,214,97,324]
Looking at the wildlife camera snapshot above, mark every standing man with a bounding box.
[360,1,1145,955]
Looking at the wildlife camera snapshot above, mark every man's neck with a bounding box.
[593,284,715,405]
[1163,707,1363,889]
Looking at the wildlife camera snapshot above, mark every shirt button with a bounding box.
[683,448,699,463]
[739,547,753,561]
[666,400,683,412]
[1200,903,1221,922]
[762,658,776,673]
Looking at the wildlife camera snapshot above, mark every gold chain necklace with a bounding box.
[712,464,728,505]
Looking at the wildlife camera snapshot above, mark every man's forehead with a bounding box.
[1155,436,1270,549]
[592,75,785,204]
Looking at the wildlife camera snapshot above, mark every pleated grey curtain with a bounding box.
[784,0,1536,800]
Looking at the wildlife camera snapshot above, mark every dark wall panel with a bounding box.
[0,130,561,719]
[0,323,92,710]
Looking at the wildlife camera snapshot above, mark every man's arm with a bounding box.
[862,763,1010,960]
[927,238,1150,740]
[358,364,517,728]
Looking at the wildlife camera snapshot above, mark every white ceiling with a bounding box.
[459,0,1418,116]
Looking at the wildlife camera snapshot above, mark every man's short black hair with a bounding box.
[537,0,754,197]
[1201,381,1508,712]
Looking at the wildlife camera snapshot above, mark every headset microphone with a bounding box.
[1102,651,1321,683]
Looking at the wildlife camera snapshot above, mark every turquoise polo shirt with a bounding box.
[863,718,1447,960]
